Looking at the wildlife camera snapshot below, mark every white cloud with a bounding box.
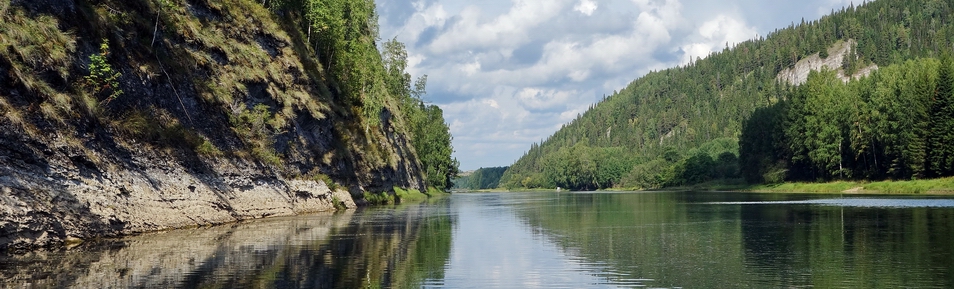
[516,88,577,110]
[632,0,684,29]
[574,0,598,16]
[461,58,482,76]
[426,0,570,55]
[483,99,500,109]
[679,14,757,65]
[819,0,854,16]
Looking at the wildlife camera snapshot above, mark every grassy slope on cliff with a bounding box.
[0,0,456,194]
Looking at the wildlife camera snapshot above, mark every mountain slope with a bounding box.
[500,0,954,190]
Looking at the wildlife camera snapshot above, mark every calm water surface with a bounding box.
[3,191,954,288]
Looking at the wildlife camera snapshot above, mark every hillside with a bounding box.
[0,0,456,251]
[500,0,954,190]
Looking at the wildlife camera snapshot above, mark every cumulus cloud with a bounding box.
[679,14,757,65]
[425,1,569,55]
[574,0,598,16]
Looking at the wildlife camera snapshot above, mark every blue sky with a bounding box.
[376,0,858,171]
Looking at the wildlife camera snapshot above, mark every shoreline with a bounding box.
[473,177,954,195]
[694,177,954,195]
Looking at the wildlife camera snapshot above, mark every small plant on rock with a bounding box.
[85,39,123,104]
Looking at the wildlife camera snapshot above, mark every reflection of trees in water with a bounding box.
[514,192,954,288]
[512,192,749,287]
[0,199,454,289]
[739,203,954,288]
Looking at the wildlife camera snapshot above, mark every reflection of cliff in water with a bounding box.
[0,199,454,289]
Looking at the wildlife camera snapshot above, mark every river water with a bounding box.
[3,191,954,288]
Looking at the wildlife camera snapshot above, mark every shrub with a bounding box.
[85,39,122,103]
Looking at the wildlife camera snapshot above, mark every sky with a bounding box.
[375,0,858,171]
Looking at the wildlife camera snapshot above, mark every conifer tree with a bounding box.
[928,52,954,176]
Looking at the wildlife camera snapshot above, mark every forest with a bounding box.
[500,0,954,190]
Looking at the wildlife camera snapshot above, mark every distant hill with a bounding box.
[500,0,954,190]
[454,166,509,190]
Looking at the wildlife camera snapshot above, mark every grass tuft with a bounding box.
[394,186,428,203]
[310,173,339,191]
[363,191,394,205]
[112,109,221,156]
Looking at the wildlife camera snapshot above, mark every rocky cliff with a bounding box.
[776,39,878,85]
[0,0,427,252]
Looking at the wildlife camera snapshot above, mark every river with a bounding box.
[3,191,954,288]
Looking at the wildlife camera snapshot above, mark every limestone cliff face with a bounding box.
[0,0,426,252]
[776,39,879,85]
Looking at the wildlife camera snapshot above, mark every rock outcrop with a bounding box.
[0,126,360,252]
[776,39,879,85]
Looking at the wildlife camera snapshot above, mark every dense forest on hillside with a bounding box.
[501,0,954,190]
[453,166,508,190]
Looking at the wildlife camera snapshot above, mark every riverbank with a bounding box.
[669,177,954,195]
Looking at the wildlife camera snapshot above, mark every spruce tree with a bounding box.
[928,53,954,177]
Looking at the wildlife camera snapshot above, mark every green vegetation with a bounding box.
[366,186,444,205]
[84,39,123,103]
[394,186,428,202]
[735,177,954,195]
[381,39,460,190]
[502,0,954,191]
[311,172,340,191]
[331,195,346,210]
[113,109,219,155]
[454,166,509,190]
[363,191,395,205]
